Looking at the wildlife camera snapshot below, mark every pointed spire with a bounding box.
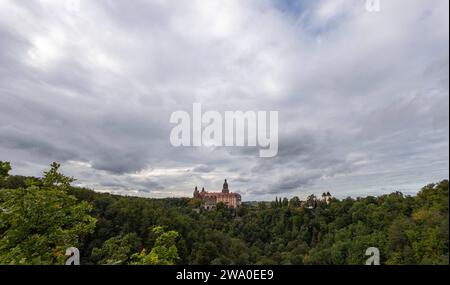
[193,186,199,198]
[222,179,229,193]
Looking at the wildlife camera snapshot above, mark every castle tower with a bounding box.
[222,179,229,193]
[321,192,332,204]
[193,186,199,198]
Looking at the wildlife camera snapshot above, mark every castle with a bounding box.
[193,179,242,209]
[321,192,332,204]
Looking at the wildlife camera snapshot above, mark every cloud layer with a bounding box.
[0,0,448,200]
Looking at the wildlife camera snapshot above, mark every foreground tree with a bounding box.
[0,162,96,265]
[91,233,141,265]
[0,161,11,184]
[129,226,180,265]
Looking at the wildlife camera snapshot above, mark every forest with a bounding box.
[0,161,448,265]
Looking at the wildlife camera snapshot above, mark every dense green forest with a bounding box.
[0,161,448,265]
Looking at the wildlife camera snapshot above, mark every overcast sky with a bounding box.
[0,0,448,200]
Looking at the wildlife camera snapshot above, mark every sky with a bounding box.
[0,0,448,201]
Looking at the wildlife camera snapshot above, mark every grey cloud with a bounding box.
[92,150,148,174]
[193,165,215,173]
[0,126,80,161]
[0,0,448,199]
[250,172,323,195]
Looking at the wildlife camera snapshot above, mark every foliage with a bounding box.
[0,160,448,265]
[91,233,141,265]
[129,227,180,265]
[0,162,96,265]
[0,161,11,180]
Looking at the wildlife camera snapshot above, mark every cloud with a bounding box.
[0,0,448,200]
[251,171,324,195]
[193,165,215,173]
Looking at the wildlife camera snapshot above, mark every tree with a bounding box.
[129,226,180,265]
[1,175,28,189]
[306,195,317,208]
[91,233,141,265]
[0,163,96,265]
[42,162,75,190]
[0,161,11,184]
[289,196,301,207]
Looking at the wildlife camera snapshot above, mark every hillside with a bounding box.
[0,161,448,265]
